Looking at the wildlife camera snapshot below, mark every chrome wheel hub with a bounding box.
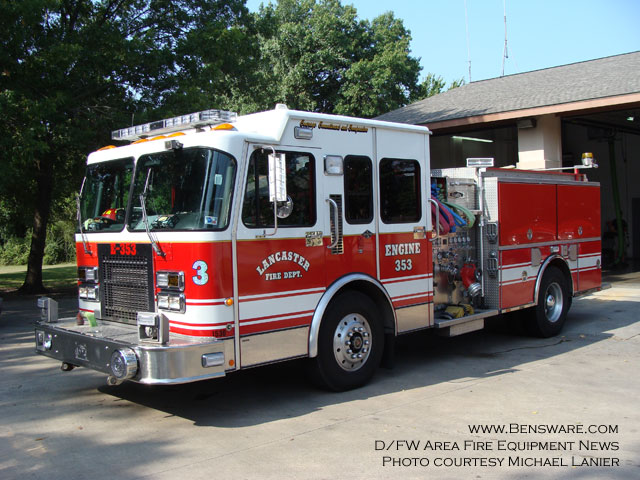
[333,313,372,372]
[544,283,563,323]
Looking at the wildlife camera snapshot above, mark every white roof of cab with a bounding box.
[89,105,430,163]
[235,105,430,144]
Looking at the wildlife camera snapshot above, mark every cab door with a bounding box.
[235,146,326,368]
[323,150,378,285]
[375,129,433,332]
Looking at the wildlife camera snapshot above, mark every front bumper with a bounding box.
[35,317,234,385]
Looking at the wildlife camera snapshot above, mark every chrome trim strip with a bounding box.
[308,273,395,358]
[434,309,500,328]
[372,128,381,280]
[574,283,610,298]
[533,254,572,303]
[231,140,250,370]
[396,303,431,333]
[499,237,601,251]
[500,303,536,314]
[240,326,309,367]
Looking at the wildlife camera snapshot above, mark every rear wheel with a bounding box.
[311,291,383,391]
[527,266,570,337]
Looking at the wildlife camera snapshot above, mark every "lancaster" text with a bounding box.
[256,251,310,276]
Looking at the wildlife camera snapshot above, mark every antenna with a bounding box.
[465,0,472,82]
[501,0,508,76]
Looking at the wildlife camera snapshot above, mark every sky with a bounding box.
[244,0,640,86]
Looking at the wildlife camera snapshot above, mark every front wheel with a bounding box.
[527,266,570,337]
[311,291,384,391]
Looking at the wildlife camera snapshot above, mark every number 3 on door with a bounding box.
[192,260,209,285]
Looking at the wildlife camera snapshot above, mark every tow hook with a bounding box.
[107,375,123,386]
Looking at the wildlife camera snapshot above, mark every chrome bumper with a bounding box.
[35,317,234,385]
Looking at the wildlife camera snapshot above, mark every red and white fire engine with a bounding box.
[35,105,602,390]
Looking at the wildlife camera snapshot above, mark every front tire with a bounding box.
[311,291,384,391]
[527,266,570,337]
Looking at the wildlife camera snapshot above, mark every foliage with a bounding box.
[0,220,75,266]
[253,0,422,117]
[0,0,458,291]
[151,0,258,115]
[413,73,466,102]
[43,220,77,264]
[0,0,251,291]
[0,236,31,266]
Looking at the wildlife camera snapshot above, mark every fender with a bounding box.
[308,273,396,358]
[533,254,574,304]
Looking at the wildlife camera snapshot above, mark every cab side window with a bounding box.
[344,155,373,224]
[379,158,421,223]
[242,149,316,228]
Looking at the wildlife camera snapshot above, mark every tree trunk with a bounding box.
[19,155,54,294]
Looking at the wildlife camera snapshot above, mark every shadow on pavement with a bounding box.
[86,293,638,428]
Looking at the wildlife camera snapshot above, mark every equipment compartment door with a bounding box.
[498,183,557,246]
[557,184,601,293]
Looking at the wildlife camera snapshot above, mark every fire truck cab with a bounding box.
[35,105,602,391]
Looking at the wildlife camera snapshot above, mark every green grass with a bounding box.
[0,263,77,295]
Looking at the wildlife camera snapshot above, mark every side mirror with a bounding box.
[277,195,294,219]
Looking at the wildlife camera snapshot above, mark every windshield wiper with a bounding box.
[77,177,92,255]
[139,168,165,257]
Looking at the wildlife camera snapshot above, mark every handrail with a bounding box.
[326,198,339,249]
[428,197,440,240]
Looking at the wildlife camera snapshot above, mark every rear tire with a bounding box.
[527,266,570,337]
[311,291,383,391]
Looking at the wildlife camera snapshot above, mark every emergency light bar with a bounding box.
[112,109,238,142]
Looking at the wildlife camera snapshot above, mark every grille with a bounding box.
[98,244,154,324]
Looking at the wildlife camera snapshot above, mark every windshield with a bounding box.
[80,158,134,232]
[128,148,236,231]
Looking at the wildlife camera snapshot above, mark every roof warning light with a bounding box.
[112,109,237,142]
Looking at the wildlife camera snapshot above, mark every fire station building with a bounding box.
[377,51,640,266]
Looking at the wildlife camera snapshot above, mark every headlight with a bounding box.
[109,348,138,380]
[157,292,184,312]
[79,285,99,301]
[157,293,170,309]
[168,295,183,311]
[87,285,98,300]
[156,271,184,290]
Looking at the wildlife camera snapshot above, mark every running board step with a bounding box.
[434,309,499,337]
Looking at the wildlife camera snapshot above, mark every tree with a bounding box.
[155,0,259,115]
[336,12,423,117]
[253,0,423,117]
[412,73,466,102]
[0,0,250,292]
